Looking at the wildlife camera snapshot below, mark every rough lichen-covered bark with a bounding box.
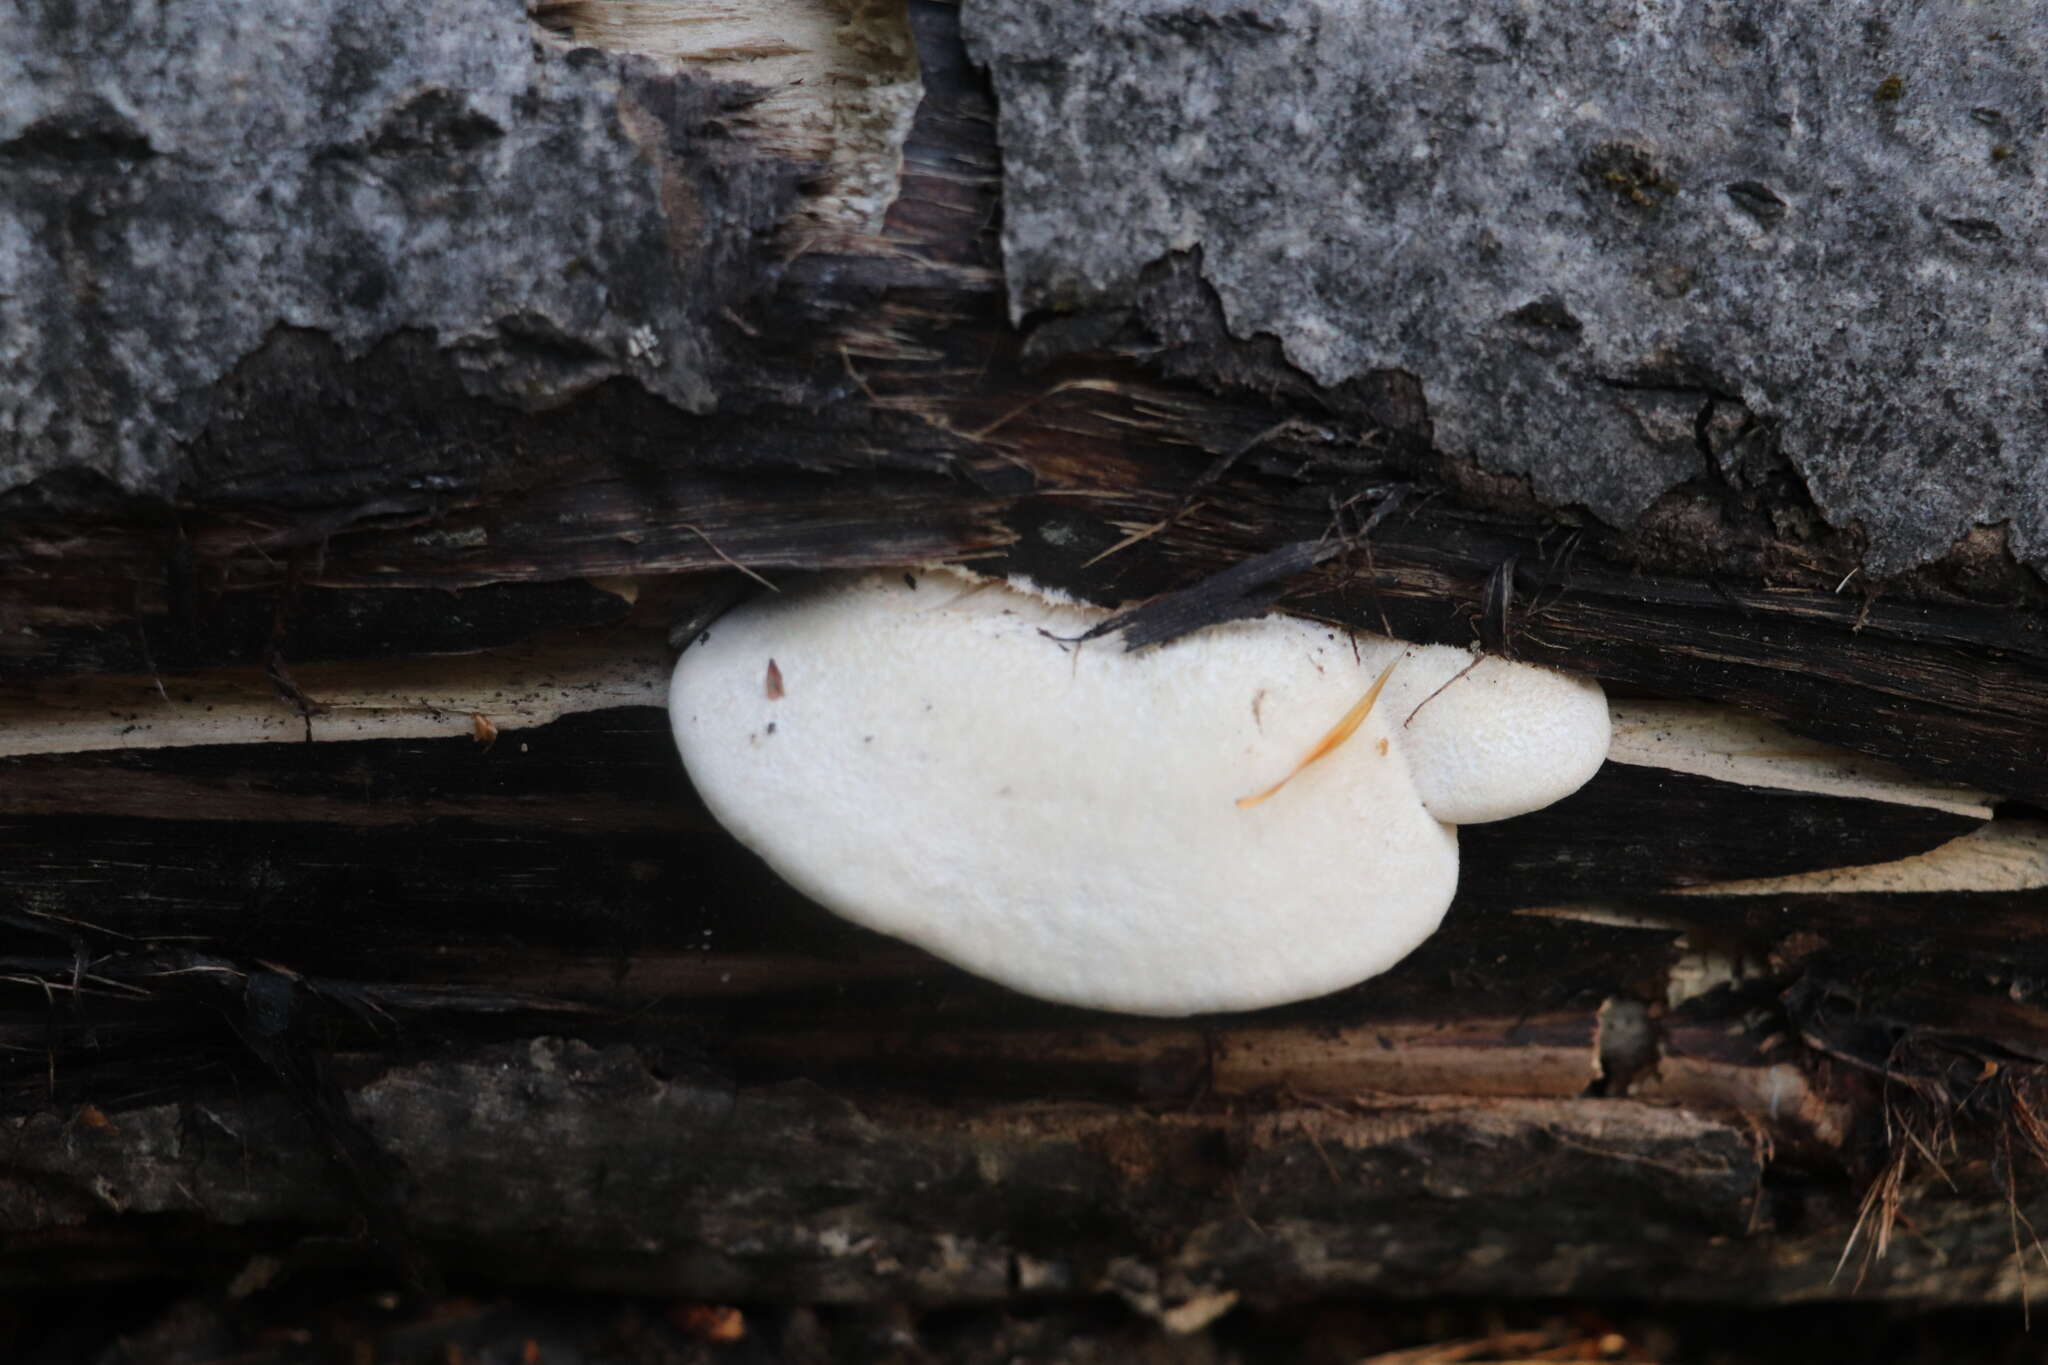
[1,0,795,494]
[964,0,2048,576]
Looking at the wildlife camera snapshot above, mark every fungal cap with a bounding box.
[668,571,1608,1015]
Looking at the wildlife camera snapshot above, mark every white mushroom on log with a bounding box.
[669,570,1610,1015]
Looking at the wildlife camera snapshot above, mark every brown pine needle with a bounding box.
[1237,655,1402,809]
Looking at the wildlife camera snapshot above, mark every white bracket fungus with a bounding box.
[669,570,1610,1016]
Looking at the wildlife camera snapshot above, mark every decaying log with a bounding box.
[7,0,2048,1317]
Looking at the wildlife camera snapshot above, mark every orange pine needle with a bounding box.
[1236,655,1402,809]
